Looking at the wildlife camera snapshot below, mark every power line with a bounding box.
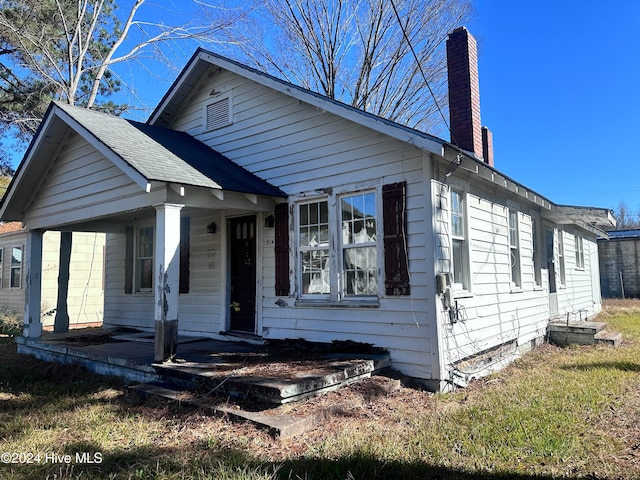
[388,0,453,141]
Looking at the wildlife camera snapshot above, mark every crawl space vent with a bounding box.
[205,97,231,131]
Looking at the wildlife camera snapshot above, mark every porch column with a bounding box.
[154,203,184,362]
[24,230,43,338]
[54,231,72,333]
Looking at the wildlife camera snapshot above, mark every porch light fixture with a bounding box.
[264,215,275,228]
[207,221,217,234]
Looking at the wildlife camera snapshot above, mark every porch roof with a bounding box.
[0,102,285,222]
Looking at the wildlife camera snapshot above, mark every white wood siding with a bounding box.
[25,133,154,229]
[104,209,226,335]
[0,230,104,327]
[166,66,436,379]
[433,179,552,384]
[556,228,601,319]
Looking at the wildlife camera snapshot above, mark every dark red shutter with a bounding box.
[274,203,290,296]
[180,216,190,294]
[124,226,133,294]
[383,182,410,295]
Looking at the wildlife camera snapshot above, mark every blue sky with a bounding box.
[467,0,640,213]
[10,0,638,215]
[120,0,639,213]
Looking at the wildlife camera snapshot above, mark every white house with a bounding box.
[0,222,104,330]
[0,28,614,391]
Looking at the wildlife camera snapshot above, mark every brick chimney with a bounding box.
[447,27,493,165]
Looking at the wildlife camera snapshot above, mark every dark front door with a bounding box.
[229,215,257,333]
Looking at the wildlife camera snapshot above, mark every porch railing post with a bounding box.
[154,203,184,362]
[24,230,43,338]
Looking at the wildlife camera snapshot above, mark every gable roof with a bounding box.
[148,49,615,234]
[56,102,284,196]
[1,49,615,234]
[0,101,285,221]
[149,48,447,156]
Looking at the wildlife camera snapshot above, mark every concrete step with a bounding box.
[128,382,315,438]
[548,321,622,347]
[152,353,391,404]
[548,321,607,335]
[594,330,623,347]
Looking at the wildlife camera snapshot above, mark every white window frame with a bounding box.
[532,219,542,287]
[450,188,470,292]
[296,188,381,303]
[508,208,521,289]
[339,191,378,298]
[10,245,22,289]
[558,230,566,285]
[0,247,3,289]
[136,225,154,293]
[298,199,331,298]
[574,235,585,270]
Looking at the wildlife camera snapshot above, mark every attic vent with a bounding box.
[205,96,231,131]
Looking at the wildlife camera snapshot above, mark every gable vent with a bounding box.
[205,97,231,131]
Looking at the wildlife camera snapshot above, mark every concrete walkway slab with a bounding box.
[15,329,391,405]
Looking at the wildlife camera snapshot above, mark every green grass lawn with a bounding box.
[1,302,640,479]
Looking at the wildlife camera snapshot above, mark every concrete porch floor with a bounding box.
[15,328,391,405]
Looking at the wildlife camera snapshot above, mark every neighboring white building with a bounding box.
[0,222,104,329]
[0,28,614,390]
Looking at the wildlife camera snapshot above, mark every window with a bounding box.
[341,192,377,296]
[136,227,154,291]
[558,230,566,285]
[299,200,330,296]
[575,235,585,269]
[296,189,383,301]
[125,219,191,295]
[0,248,3,288]
[450,189,469,291]
[10,246,22,288]
[532,220,542,287]
[508,209,521,288]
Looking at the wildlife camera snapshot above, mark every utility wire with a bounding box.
[388,0,453,142]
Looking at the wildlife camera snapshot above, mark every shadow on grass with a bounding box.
[274,454,611,480]
[0,342,122,402]
[560,361,640,372]
[0,444,612,480]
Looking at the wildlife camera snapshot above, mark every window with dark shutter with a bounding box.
[274,203,290,296]
[124,226,133,294]
[382,182,410,295]
[180,216,190,294]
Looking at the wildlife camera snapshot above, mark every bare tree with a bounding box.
[614,201,640,230]
[229,0,473,133]
[0,0,249,138]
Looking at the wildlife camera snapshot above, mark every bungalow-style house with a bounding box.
[0,222,104,329]
[0,28,614,390]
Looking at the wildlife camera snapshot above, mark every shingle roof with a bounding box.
[604,229,640,239]
[56,102,285,197]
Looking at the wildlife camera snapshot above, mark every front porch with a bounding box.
[15,328,391,405]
